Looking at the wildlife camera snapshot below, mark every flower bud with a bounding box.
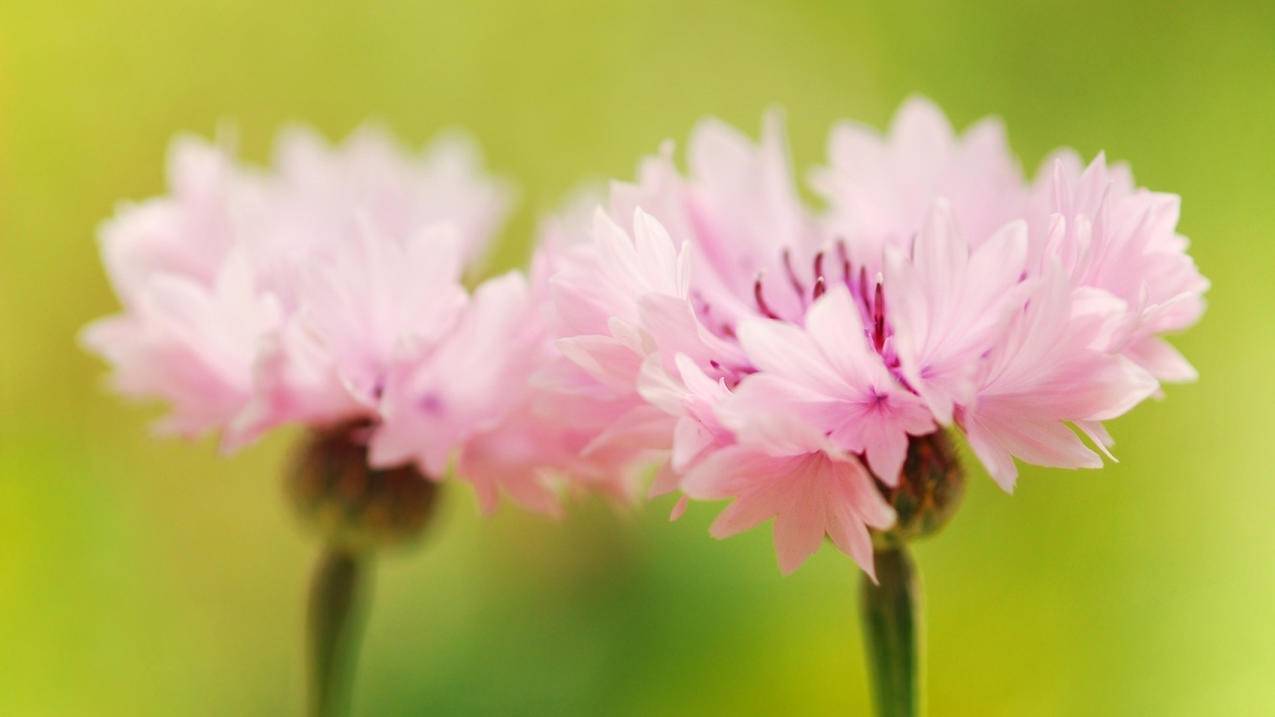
[287,422,440,552]
[872,430,965,548]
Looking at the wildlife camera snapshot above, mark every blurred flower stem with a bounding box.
[307,545,371,717]
[860,545,922,717]
[290,424,443,717]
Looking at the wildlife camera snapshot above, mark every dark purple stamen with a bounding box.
[753,276,780,320]
[810,251,827,300]
[873,281,886,352]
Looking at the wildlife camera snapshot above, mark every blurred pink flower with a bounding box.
[376,215,674,516]
[82,126,581,515]
[545,98,1206,574]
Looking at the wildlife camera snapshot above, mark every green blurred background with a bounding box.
[2,1,1273,714]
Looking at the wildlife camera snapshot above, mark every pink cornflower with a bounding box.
[83,126,578,515]
[546,99,1205,575]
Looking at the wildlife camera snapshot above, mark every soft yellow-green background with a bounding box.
[2,1,1272,714]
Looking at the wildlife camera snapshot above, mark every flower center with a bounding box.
[752,240,890,353]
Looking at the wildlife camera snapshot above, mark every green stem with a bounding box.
[860,545,922,717]
[307,545,372,717]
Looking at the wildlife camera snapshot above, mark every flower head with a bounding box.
[83,126,576,515]
[545,99,1206,574]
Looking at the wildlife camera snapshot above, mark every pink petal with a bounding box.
[1125,336,1198,383]
[772,464,827,574]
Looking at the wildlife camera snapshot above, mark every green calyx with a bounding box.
[872,430,965,550]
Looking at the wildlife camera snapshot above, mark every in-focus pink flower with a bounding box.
[811,97,1029,272]
[1026,150,1209,383]
[82,126,580,515]
[544,98,1206,574]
